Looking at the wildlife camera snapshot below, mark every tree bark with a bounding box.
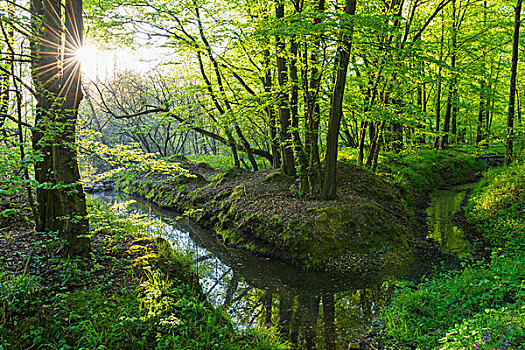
[262,44,281,168]
[321,0,357,199]
[476,80,485,144]
[433,13,445,149]
[440,0,456,149]
[506,0,522,164]
[30,0,90,256]
[0,17,12,129]
[275,1,296,177]
[290,39,309,192]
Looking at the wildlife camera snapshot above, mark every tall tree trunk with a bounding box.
[433,13,445,149]
[433,80,442,148]
[275,1,296,176]
[451,94,458,142]
[476,80,485,144]
[30,0,90,256]
[440,0,457,149]
[262,45,281,168]
[304,0,325,187]
[506,0,522,164]
[196,52,240,167]
[195,6,258,171]
[321,0,357,199]
[290,39,309,192]
[416,84,426,145]
[357,120,367,165]
[0,17,11,130]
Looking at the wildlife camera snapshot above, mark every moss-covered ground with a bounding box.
[101,146,497,274]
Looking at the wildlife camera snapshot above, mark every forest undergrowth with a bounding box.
[382,160,525,349]
[0,144,516,349]
[0,194,288,349]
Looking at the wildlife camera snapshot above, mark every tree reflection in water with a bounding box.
[94,192,447,349]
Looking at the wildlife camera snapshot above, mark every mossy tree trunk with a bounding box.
[30,0,90,256]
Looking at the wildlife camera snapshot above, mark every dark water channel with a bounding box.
[93,184,474,349]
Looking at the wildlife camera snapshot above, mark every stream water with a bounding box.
[93,183,474,349]
[426,183,475,255]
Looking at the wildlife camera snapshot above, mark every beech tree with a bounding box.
[82,0,523,200]
[30,0,90,256]
[321,0,357,199]
[506,0,522,164]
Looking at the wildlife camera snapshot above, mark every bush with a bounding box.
[438,305,525,349]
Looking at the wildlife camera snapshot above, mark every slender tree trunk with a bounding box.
[262,45,281,168]
[304,0,325,187]
[290,39,309,192]
[195,7,258,171]
[275,1,296,176]
[433,80,442,148]
[321,0,357,199]
[506,0,522,164]
[451,93,458,143]
[416,84,426,144]
[517,88,522,125]
[31,0,90,256]
[8,25,37,219]
[476,80,485,144]
[440,0,457,149]
[357,121,368,166]
[196,52,241,167]
[433,14,445,149]
[0,18,11,130]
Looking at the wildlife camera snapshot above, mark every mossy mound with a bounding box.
[113,161,411,273]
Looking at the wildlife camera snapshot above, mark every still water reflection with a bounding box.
[93,187,472,349]
[426,183,475,254]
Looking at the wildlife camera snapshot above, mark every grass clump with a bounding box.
[383,254,525,349]
[339,145,497,205]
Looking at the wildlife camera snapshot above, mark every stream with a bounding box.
[93,183,474,349]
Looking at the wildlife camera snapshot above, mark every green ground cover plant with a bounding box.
[0,198,288,350]
[466,161,525,254]
[382,159,525,350]
[339,145,498,208]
